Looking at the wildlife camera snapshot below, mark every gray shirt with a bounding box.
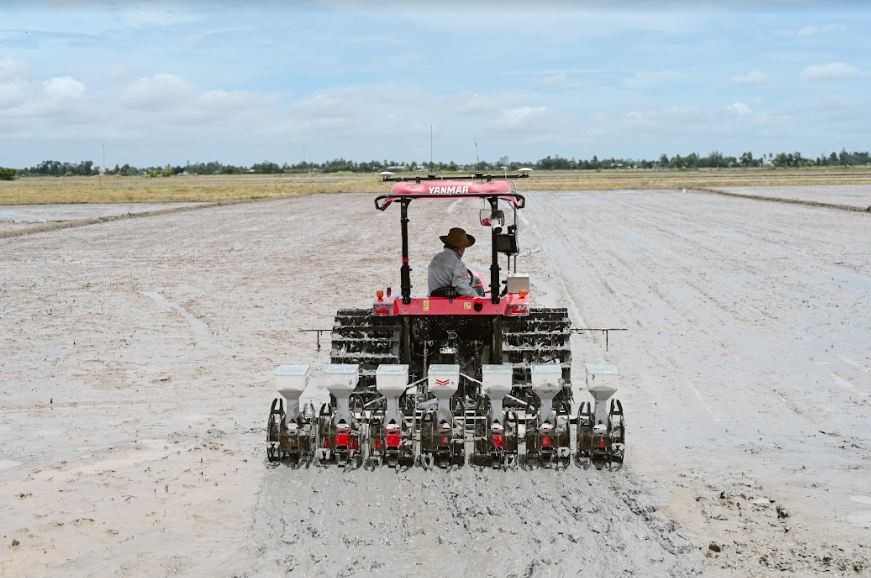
[427,248,479,297]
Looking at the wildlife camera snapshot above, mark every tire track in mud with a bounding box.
[594,193,773,326]
[539,191,848,382]
[633,190,870,305]
[518,196,590,328]
[547,191,842,426]
[612,191,871,399]
[142,291,213,342]
[523,193,674,348]
[524,193,714,419]
[520,189,871,577]
[535,192,732,334]
[0,202,220,239]
[560,197,716,322]
[247,467,703,577]
[525,192,866,465]
[692,186,871,214]
[521,194,696,420]
[635,217,802,326]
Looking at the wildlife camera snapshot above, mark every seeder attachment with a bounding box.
[525,364,571,468]
[472,364,518,468]
[368,364,414,468]
[267,364,317,465]
[418,364,465,468]
[318,364,363,467]
[265,360,627,471]
[577,364,625,469]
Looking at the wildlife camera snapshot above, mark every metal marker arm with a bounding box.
[570,328,628,351]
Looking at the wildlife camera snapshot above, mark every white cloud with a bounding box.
[795,24,840,37]
[776,23,839,38]
[182,89,279,126]
[0,79,32,110]
[731,70,769,85]
[490,106,548,131]
[440,92,501,116]
[44,76,86,99]
[0,57,28,80]
[623,110,645,126]
[800,62,859,82]
[121,73,196,110]
[726,102,752,116]
[621,105,704,131]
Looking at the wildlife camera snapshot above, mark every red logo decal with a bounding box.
[435,378,451,386]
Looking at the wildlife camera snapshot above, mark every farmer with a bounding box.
[428,227,483,297]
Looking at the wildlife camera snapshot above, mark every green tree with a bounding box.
[252,161,282,174]
[0,167,16,180]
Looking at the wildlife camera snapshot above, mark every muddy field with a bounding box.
[714,185,871,210]
[0,202,209,237]
[1,187,870,577]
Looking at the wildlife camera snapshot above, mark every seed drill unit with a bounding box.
[266,170,625,469]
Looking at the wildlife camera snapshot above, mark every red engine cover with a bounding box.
[492,433,504,450]
[336,432,350,447]
[386,433,401,448]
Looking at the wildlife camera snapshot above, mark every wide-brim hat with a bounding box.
[440,227,475,248]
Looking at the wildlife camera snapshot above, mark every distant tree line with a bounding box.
[9,149,871,177]
[16,160,97,177]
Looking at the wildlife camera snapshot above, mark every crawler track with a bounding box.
[329,307,571,389]
[501,307,572,385]
[330,308,401,388]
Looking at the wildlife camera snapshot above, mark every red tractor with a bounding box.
[334,170,570,391]
[331,171,575,466]
[267,171,625,469]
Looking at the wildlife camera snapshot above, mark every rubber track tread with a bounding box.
[502,307,572,385]
[330,308,401,388]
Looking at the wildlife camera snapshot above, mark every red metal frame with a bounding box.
[374,175,527,307]
[372,294,529,317]
[375,180,525,211]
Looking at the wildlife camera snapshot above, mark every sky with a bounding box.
[1,0,870,167]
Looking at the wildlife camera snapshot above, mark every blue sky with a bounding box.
[1,1,869,167]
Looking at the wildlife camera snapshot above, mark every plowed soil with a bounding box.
[1,188,869,577]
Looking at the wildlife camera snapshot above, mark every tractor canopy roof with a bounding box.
[374,172,529,211]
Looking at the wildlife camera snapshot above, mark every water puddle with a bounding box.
[848,496,871,528]
[143,291,212,344]
[0,459,22,471]
[847,512,871,528]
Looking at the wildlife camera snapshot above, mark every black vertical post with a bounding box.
[400,199,412,304]
[489,197,500,304]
